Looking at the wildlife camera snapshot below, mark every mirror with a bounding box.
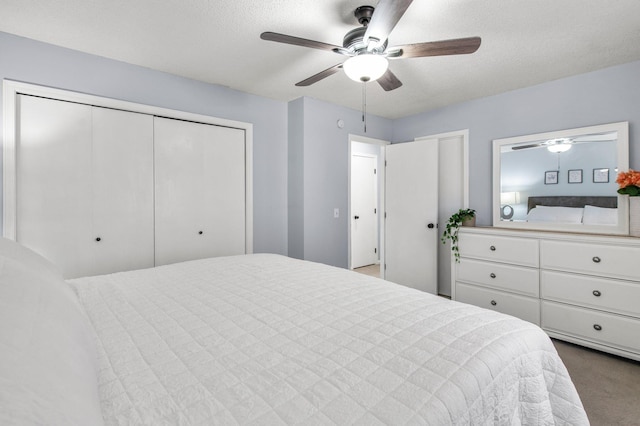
[493,121,629,235]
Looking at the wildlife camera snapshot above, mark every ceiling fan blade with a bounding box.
[364,0,413,47]
[295,63,343,87]
[260,32,341,52]
[377,69,403,91]
[391,37,481,58]
[511,143,542,150]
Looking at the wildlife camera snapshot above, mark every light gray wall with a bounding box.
[0,31,288,255]
[287,98,304,259]
[393,60,640,226]
[289,97,392,268]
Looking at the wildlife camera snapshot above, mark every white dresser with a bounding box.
[453,227,640,361]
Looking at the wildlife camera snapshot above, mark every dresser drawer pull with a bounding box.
[490,245,496,251]
[592,256,601,263]
[490,273,496,278]
[490,300,497,306]
[593,324,602,331]
[592,290,602,297]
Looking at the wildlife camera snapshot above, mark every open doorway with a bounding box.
[348,135,389,278]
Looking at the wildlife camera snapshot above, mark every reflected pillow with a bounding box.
[526,205,584,224]
[583,205,617,226]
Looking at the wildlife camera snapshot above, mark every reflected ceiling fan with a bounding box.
[260,0,481,91]
[511,132,618,153]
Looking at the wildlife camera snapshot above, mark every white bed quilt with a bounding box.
[69,254,588,425]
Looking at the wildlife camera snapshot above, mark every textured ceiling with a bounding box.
[1,0,640,119]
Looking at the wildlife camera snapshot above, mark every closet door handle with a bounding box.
[490,273,496,279]
[592,290,602,297]
[490,245,496,251]
[490,300,497,306]
[198,231,203,235]
[354,216,360,220]
[592,256,601,263]
[95,237,101,242]
[593,324,602,331]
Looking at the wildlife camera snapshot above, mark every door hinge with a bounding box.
[385,160,387,167]
[374,168,377,174]
[374,208,376,214]
[374,248,377,254]
[384,264,387,270]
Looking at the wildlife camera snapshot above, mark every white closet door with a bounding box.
[17,95,94,276]
[91,107,154,275]
[154,117,246,266]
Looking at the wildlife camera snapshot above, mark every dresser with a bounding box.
[452,227,640,361]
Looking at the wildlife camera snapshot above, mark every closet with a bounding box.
[8,85,251,279]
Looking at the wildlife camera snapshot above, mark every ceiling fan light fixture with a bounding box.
[343,54,389,83]
[546,138,573,153]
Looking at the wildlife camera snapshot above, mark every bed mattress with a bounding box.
[68,254,588,425]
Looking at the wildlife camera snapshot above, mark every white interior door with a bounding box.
[351,154,378,268]
[154,117,246,266]
[385,139,439,293]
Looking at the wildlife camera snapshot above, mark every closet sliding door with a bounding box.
[154,117,246,266]
[17,95,94,277]
[16,95,154,278]
[91,107,154,275]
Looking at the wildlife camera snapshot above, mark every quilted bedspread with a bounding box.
[68,254,588,425]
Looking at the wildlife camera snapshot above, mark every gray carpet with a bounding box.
[553,339,640,425]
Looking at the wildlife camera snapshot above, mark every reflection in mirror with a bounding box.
[493,122,629,235]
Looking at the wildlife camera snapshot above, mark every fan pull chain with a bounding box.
[362,82,367,133]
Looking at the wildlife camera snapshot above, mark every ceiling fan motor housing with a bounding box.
[343,27,387,54]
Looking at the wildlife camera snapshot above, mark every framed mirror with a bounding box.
[493,121,629,235]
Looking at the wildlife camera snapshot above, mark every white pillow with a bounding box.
[583,205,618,226]
[0,237,62,279]
[526,205,584,224]
[0,253,104,425]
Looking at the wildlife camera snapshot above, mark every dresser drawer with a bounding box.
[458,233,538,267]
[540,240,640,282]
[542,270,640,318]
[542,301,640,354]
[456,283,540,325]
[457,258,539,297]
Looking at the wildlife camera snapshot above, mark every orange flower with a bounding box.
[617,170,640,196]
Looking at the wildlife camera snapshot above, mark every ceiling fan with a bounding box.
[511,132,618,152]
[260,0,481,91]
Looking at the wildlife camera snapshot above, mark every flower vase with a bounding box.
[630,197,640,237]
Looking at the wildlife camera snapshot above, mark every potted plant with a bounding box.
[441,208,476,262]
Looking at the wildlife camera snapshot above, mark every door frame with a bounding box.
[348,134,390,276]
[415,129,469,208]
[415,129,469,297]
[2,79,253,252]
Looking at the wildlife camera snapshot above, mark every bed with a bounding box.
[0,238,588,425]
[526,195,618,225]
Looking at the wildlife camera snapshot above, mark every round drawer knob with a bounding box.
[593,324,602,331]
[95,237,101,242]
[490,273,496,279]
[490,245,496,251]
[198,231,203,235]
[592,290,602,297]
[592,256,601,263]
[490,300,497,306]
